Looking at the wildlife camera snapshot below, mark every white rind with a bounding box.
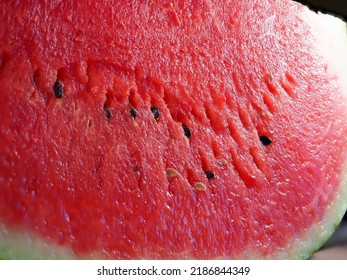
[284,10,347,259]
[287,166,347,259]
[314,12,347,104]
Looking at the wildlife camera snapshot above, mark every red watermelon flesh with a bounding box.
[0,0,347,259]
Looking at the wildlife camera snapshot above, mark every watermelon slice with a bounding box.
[1,0,347,259]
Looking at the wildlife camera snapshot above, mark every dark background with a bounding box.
[295,0,347,18]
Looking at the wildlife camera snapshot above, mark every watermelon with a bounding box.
[0,0,347,259]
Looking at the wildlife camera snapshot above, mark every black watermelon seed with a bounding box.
[182,124,192,138]
[151,106,160,119]
[259,135,272,146]
[130,107,137,119]
[205,171,215,180]
[104,105,112,119]
[53,80,63,98]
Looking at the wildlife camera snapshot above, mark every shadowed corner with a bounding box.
[311,214,347,259]
[292,0,347,22]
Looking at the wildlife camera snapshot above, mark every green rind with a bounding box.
[289,174,347,260]
[0,224,76,260]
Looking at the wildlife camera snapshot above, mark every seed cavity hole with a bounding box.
[130,107,137,119]
[151,106,160,120]
[53,80,64,98]
[182,123,192,139]
[88,119,92,128]
[204,171,215,180]
[104,105,112,120]
[259,135,272,146]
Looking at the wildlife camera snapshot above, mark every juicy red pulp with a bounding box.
[1,0,347,259]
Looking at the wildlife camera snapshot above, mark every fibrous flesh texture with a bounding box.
[0,0,347,259]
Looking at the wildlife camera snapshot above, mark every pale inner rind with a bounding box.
[286,10,347,259]
[0,223,76,259]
